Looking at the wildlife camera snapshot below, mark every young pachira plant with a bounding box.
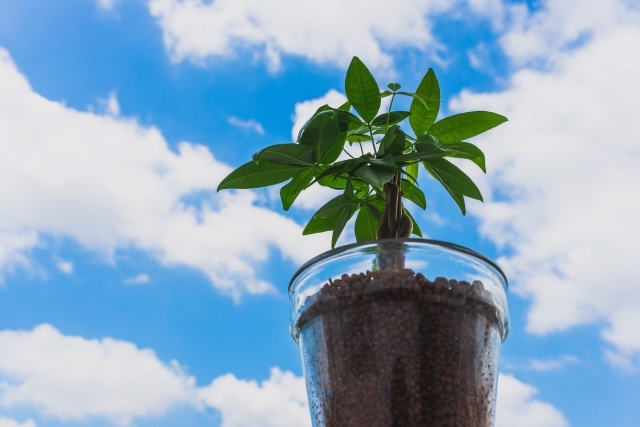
[218,57,507,248]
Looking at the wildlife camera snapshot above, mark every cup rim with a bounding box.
[288,238,508,294]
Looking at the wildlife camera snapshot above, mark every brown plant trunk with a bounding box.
[376,173,412,240]
[375,174,412,270]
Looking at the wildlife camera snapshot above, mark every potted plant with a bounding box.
[218,57,510,427]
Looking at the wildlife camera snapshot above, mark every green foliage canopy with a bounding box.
[218,57,507,248]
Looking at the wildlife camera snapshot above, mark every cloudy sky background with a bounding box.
[0,0,639,426]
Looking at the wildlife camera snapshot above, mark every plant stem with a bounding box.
[385,92,396,129]
[373,91,396,158]
[368,125,377,156]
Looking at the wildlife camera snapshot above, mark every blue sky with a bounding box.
[0,0,639,426]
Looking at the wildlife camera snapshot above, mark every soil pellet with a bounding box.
[297,268,502,427]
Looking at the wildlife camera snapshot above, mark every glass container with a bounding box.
[289,239,509,427]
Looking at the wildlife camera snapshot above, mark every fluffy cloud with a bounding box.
[0,325,564,427]
[203,371,567,427]
[0,47,327,298]
[123,273,150,285]
[227,116,265,135]
[54,258,74,275]
[0,324,197,425]
[0,324,310,427]
[0,418,36,427]
[496,374,568,427]
[147,0,454,72]
[199,368,310,427]
[450,0,640,363]
[526,355,579,372]
[96,0,120,12]
[499,0,632,66]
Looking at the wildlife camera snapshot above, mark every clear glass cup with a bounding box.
[289,239,509,427]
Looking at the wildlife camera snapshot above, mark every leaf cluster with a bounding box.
[218,57,507,248]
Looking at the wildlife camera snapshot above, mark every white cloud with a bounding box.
[98,91,120,117]
[97,0,120,11]
[0,47,328,299]
[450,0,640,364]
[467,0,505,29]
[467,42,494,72]
[55,259,73,275]
[0,325,310,427]
[0,325,566,427]
[227,116,265,135]
[200,370,565,427]
[0,324,197,426]
[147,0,455,72]
[199,370,566,427]
[123,273,150,285]
[499,0,634,66]
[199,368,310,427]
[0,418,36,427]
[496,374,568,427]
[526,355,579,372]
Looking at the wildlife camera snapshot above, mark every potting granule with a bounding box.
[297,268,502,427]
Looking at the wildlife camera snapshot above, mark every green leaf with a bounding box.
[444,142,486,172]
[379,90,393,98]
[345,56,381,123]
[280,168,315,210]
[428,111,507,144]
[397,91,428,109]
[368,154,396,167]
[423,158,483,214]
[320,131,346,164]
[415,141,443,153]
[388,83,401,91]
[253,144,315,167]
[406,162,419,184]
[303,215,338,235]
[424,158,482,200]
[299,110,340,162]
[371,111,411,127]
[316,157,369,181]
[347,124,369,136]
[332,205,356,249]
[355,164,396,188]
[424,163,467,214]
[368,199,386,215]
[346,133,372,143]
[400,179,427,209]
[317,174,366,191]
[410,68,440,135]
[379,126,406,155]
[303,203,359,236]
[314,195,354,218]
[393,143,447,163]
[334,109,363,132]
[343,178,355,200]
[337,100,351,111]
[404,209,423,237]
[217,160,305,191]
[416,134,440,145]
[354,204,380,242]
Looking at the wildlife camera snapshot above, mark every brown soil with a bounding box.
[297,268,502,427]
